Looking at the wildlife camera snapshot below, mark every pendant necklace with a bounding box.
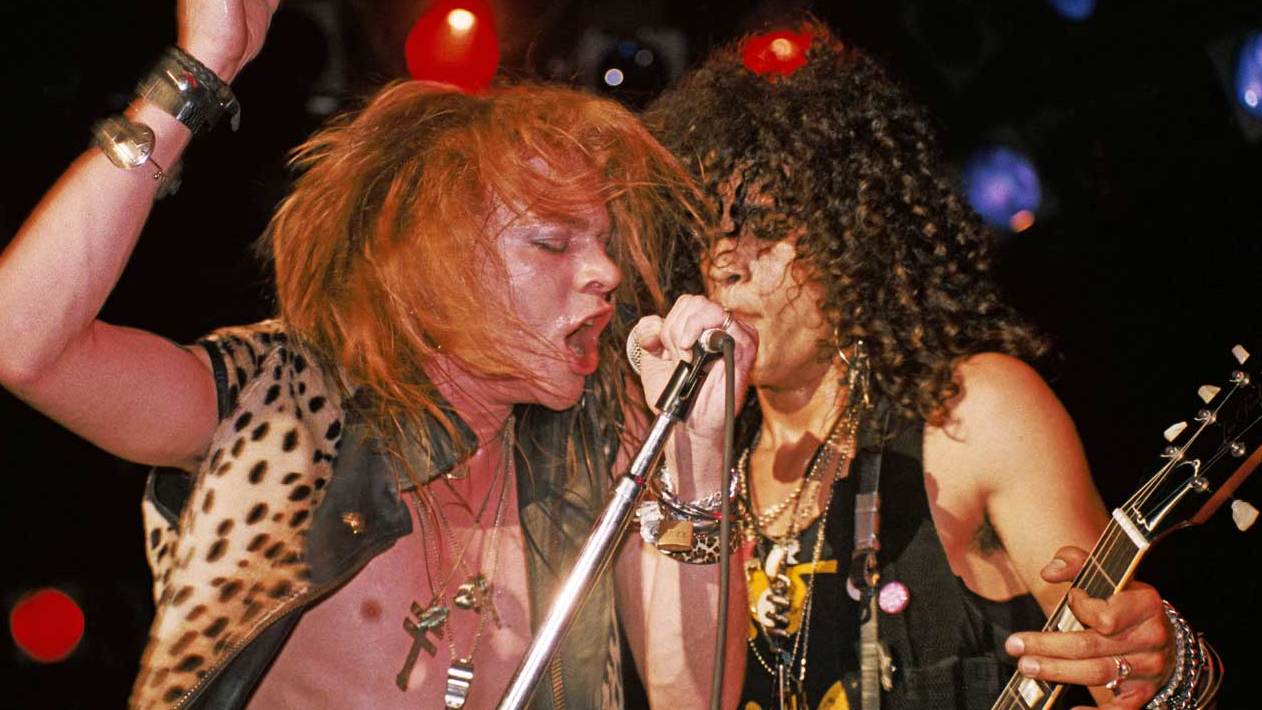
[431,433,511,708]
[742,385,866,709]
[396,415,514,709]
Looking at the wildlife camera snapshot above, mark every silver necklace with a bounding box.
[396,416,514,708]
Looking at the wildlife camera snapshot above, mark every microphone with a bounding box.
[626,327,733,420]
[626,327,732,376]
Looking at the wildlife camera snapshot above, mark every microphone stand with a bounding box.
[496,333,728,710]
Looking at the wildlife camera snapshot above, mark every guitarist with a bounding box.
[639,18,1218,710]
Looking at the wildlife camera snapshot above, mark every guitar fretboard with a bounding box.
[991,513,1145,710]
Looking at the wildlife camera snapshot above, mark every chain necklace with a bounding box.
[740,391,864,541]
[741,364,870,709]
[413,452,507,600]
[738,407,857,536]
[432,441,511,708]
[747,478,837,703]
[397,416,514,708]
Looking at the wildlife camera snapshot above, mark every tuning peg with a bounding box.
[1231,499,1259,532]
[1197,385,1220,403]
[1163,421,1188,442]
[1232,345,1250,364]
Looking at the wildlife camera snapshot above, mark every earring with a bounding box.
[835,326,851,366]
[842,339,872,409]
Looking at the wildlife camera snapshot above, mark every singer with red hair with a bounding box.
[0,1,752,707]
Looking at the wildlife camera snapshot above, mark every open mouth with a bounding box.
[563,311,612,375]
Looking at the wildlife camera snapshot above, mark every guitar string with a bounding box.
[1126,381,1251,516]
[1125,381,1240,512]
[1088,389,1261,601]
[995,383,1260,708]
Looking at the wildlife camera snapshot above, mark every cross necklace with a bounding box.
[396,417,513,709]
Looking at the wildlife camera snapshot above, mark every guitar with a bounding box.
[991,346,1259,709]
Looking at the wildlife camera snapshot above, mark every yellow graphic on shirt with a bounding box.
[742,681,851,710]
[744,558,839,639]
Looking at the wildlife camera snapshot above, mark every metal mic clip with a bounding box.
[655,329,732,420]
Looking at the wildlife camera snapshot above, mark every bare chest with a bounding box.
[247,494,534,709]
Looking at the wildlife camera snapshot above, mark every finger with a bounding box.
[1015,651,1165,688]
[728,319,758,367]
[723,320,758,383]
[661,295,726,361]
[656,295,697,360]
[631,316,665,354]
[1070,681,1156,710]
[677,297,728,349]
[1007,599,1167,661]
[1040,545,1089,583]
[1067,585,1165,639]
[683,320,758,430]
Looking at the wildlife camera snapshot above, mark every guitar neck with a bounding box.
[991,511,1148,710]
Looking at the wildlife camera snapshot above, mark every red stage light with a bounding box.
[404,0,500,93]
[742,29,814,78]
[9,587,85,663]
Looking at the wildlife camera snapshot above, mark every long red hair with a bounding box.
[265,81,698,468]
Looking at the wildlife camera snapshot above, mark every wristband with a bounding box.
[137,47,241,134]
[1146,601,1207,710]
[92,115,181,198]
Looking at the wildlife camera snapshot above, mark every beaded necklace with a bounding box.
[741,369,868,708]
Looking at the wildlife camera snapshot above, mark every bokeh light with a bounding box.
[10,587,85,663]
[593,36,670,108]
[741,29,812,77]
[962,146,1043,232]
[404,0,499,93]
[446,9,475,33]
[1235,32,1262,118]
[1047,0,1096,22]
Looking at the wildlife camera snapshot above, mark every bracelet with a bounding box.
[137,47,241,134]
[92,115,182,199]
[634,460,743,564]
[1145,601,1205,710]
[634,499,738,564]
[650,459,740,522]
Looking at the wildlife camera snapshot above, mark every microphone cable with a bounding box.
[710,335,736,710]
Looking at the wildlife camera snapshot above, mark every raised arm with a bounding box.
[0,0,278,469]
[615,294,758,709]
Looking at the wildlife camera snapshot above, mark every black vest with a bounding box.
[739,411,1056,710]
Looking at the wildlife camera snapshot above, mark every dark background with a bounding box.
[2,0,1261,706]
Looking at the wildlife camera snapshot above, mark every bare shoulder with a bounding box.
[926,353,1106,606]
[929,353,1083,485]
[948,352,1066,432]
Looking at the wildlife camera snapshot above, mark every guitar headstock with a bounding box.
[1120,345,1262,544]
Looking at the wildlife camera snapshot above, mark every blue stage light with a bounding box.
[1236,32,1262,118]
[963,146,1042,233]
[1047,0,1096,21]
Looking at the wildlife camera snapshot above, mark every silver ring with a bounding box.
[720,309,733,331]
[1104,655,1132,696]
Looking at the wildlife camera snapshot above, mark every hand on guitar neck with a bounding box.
[994,345,1257,709]
[1004,546,1172,709]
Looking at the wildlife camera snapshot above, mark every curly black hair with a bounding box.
[647,20,1046,424]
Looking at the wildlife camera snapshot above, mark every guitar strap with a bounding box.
[850,405,892,710]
